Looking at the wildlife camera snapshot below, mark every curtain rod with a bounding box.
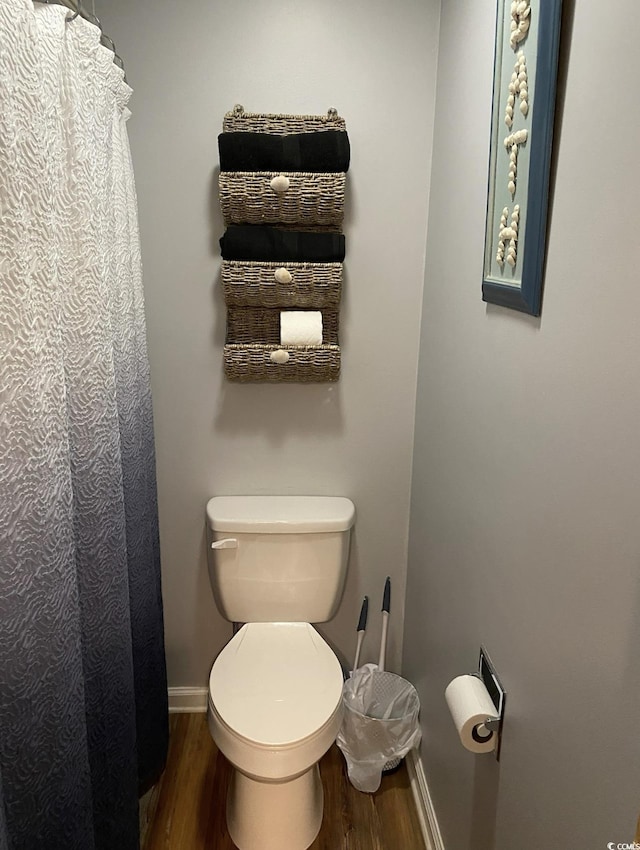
[32,0,126,82]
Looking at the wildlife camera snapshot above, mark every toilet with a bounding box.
[205,495,356,850]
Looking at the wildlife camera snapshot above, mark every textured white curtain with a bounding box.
[0,2,167,848]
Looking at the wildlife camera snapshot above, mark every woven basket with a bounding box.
[224,344,341,383]
[219,171,345,229]
[222,261,342,309]
[226,307,338,345]
[220,105,346,383]
[223,104,346,135]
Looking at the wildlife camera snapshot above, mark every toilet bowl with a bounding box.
[205,495,355,849]
[208,621,344,850]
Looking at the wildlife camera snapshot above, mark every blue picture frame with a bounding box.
[482,0,563,316]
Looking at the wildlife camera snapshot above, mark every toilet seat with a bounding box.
[209,622,343,748]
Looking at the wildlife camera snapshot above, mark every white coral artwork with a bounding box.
[517,51,529,114]
[503,129,528,196]
[510,0,531,50]
[496,207,509,266]
[505,51,529,128]
[497,205,520,269]
[495,5,532,274]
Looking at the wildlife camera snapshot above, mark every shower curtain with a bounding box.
[0,2,168,848]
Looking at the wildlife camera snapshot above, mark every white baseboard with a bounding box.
[168,686,208,713]
[406,749,445,850]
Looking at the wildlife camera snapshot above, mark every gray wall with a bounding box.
[404,1,640,848]
[100,0,441,687]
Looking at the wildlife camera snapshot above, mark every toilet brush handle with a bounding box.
[382,576,391,614]
[353,596,368,671]
[378,611,389,671]
[378,577,391,671]
[354,632,364,672]
[357,596,369,632]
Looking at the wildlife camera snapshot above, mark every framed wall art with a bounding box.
[482,0,563,316]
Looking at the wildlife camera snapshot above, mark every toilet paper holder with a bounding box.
[480,716,501,733]
[474,647,506,759]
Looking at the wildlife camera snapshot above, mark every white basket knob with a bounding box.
[274,267,292,284]
[270,349,290,364]
[270,174,290,193]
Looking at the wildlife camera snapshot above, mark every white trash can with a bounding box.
[336,664,421,793]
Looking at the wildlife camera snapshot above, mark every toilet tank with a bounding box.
[206,496,355,623]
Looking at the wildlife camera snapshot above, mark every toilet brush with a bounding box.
[353,596,368,672]
[378,576,402,773]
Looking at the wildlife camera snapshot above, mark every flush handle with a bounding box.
[211,538,238,550]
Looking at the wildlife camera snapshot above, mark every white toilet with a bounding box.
[205,495,355,850]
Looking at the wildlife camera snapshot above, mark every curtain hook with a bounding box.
[66,2,82,22]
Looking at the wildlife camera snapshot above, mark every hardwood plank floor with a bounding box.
[143,713,425,850]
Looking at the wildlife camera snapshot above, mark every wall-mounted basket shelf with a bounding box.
[226,306,339,345]
[221,260,342,308]
[219,172,345,229]
[222,106,346,135]
[219,105,347,383]
[224,344,341,383]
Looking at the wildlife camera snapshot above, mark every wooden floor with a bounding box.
[142,713,425,850]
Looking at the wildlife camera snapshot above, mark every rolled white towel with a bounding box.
[280,311,323,346]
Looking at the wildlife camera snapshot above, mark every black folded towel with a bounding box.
[220,225,346,263]
[218,130,350,173]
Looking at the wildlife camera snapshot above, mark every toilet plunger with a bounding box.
[353,596,368,672]
[378,577,391,671]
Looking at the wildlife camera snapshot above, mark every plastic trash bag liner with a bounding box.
[336,664,421,793]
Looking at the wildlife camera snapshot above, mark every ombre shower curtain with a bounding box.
[0,2,168,848]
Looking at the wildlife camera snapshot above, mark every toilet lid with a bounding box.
[209,622,343,747]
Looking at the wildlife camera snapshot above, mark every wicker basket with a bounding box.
[219,171,345,229]
[226,307,338,345]
[222,260,342,309]
[223,104,346,135]
[219,105,346,383]
[224,344,341,383]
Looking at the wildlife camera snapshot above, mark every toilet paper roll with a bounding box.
[280,311,323,346]
[445,674,499,754]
